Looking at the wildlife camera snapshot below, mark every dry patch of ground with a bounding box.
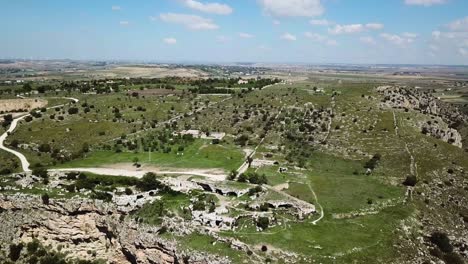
[96,66,208,78]
[0,98,47,112]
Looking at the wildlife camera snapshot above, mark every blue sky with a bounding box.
[1,0,467,65]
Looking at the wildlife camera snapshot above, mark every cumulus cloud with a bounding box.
[239,32,255,38]
[404,0,447,6]
[258,0,324,17]
[304,32,337,45]
[281,33,297,41]
[304,32,326,41]
[360,36,376,45]
[402,32,418,38]
[310,19,332,26]
[380,33,415,45]
[365,23,384,30]
[328,23,383,34]
[328,24,364,34]
[447,17,468,32]
[181,0,233,15]
[163,38,177,44]
[112,5,121,11]
[119,21,129,26]
[160,13,219,30]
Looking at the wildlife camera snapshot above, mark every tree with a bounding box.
[41,193,50,205]
[9,243,23,261]
[247,156,253,167]
[82,142,90,153]
[137,172,162,191]
[22,82,32,93]
[430,231,453,253]
[32,167,48,179]
[68,107,79,115]
[38,143,51,153]
[257,217,269,230]
[403,175,417,187]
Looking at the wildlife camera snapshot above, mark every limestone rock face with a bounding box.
[377,86,467,148]
[0,194,219,264]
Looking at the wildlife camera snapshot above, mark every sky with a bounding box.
[1,0,467,65]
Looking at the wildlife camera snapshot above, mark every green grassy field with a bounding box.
[56,139,244,171]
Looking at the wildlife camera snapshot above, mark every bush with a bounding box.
[41,193,50,205]
[430,231,453,253]
[442,252,464,264]
[364,154,381,170]
[26,239,40,254]
[68,107,79,115]
[38,143,51,153]
[403,175,418,187]
[9,243,23,261]
[91,191,112,202]
[257,217,269,230]
[32,168,48,178]
[137,172,162,191]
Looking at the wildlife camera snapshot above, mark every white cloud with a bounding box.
[216,35,230,43]
[432,30,441,40]
[281,33,297,41]
[447,17,468,32]
[182,0,233,15]
[402,32,418,38]
[304,32,337,45]
[273,20,281,25]
[365,23,384,30]
[304,32,326,41]
[328,24,364,34]
[160,13,219,30]
[239,32,255,38]
[360,36,376,45]
[119,21,129,26]
[112,5,121,11]
[459,48,468,56]
[310,19,332,26]
[258,0,324,17]
[163,38,177,44]
[380,33,415,45]
[404,0,447,6]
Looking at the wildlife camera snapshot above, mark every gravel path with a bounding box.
[0,97,79,172]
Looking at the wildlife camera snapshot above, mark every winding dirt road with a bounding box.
[0,97,79,172]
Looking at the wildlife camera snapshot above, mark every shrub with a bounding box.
[430,231,453,253]
[41,193,50,205]
[32,168,48,179]
[137,172,162,191]
[68,107,79,114]
[257,217,269,230]
[403,175,418,187]
[9,243,23,261]
[442,252,464,264]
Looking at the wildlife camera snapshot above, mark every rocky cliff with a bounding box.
[0,194,224,264]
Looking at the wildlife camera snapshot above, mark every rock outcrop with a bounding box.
[0,194,225,264]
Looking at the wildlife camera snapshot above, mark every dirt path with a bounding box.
[50,167,227,181]
[0,97,79,172]
[308,183,324,225]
